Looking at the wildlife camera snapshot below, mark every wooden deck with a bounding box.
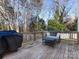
[3,40,79,59]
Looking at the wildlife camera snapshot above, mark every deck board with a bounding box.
[3,40,79,59]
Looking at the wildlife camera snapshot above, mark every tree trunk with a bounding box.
[16,19,19,32]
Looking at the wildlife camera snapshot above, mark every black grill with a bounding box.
[0,30,23,58]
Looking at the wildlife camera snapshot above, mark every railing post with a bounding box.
[41,32,44,40]
[33,31,36,41]
[77,32,79,44]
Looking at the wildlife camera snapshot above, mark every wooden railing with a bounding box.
[44,31,79,43]
[21,31,79,44]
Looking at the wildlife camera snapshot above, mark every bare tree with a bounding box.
[31,0,43,30]
[0,0,15,30]
[0,0,43,32]
[53,0,72,23]
[19,0,43,32]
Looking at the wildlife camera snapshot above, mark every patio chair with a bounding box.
[42,32,61,46]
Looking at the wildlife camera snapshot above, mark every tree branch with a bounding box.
[0,10,8,21]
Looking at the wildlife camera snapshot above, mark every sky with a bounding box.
[39,0,76,24]
[68,0,76,16]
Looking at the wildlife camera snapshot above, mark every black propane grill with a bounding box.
[0,30,23,58]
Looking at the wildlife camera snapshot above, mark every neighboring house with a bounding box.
[63,16,77,25]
